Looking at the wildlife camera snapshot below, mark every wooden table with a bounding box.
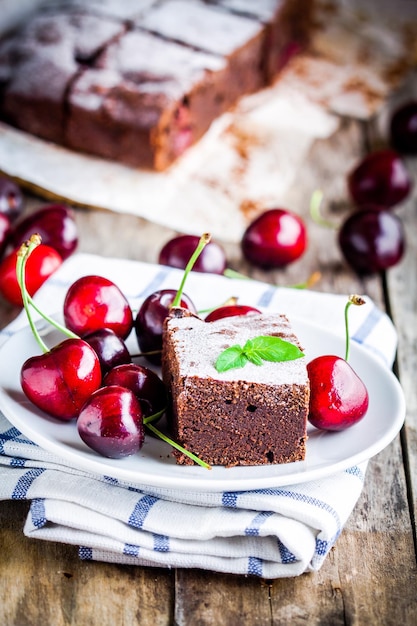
[1,85,417,625]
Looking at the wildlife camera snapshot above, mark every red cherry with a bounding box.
[241,208,307,268]
[307,355,369,431]
[159,235,227,275]
[11,204,78,260]
[136,234,209,364]
[0,244,62,306]
[347,149,411,208]
[21,338,102,421]
[338,208,405,275]
[134,289,196,365]
[0,213,11,257]
[77,385,145,458]
[63,275,133,339]
[0,176,24,222]
[103,363,167,418]
[205,304,261,322]
[389,101,417,154]
[83,328,131,376]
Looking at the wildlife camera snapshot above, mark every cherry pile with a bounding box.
[17,234,214,466]
[338,148,410,275]
[0,177,78,306]
[15,230,373,470]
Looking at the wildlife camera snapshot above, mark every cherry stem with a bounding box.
[143,407,166,425]
[143,408,211,468]
[171,233,211,308]
[16,234,79,353]
[130,349,162,359]
[198,296,239,315]
[145,422,211,469]
[310,190,338,229]
[225,267,322,291]
[17,235,49,354]
[223,268,251,280]
[290,271,322,290]
[344,294,366,362]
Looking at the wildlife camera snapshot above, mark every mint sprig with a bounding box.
[215,335,304,372]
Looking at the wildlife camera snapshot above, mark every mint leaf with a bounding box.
[215,335,304,373]
[244,336,304,362]
[245,351,264,366]
[215,345,248,372]
[241,338,263,365]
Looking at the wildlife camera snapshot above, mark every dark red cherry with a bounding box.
[11,204,78,259]
[338,208,405,275]
[347,149,411,208]
[83,328,131,376]
[77,385,145,458]
[21,338,102,421]
[0,176,23,221]
[205,304,261,322]
[389,101,417,154]
[134,289,196,365]
[241,208,307,268]
[307,355,369,431]
[103,363,167,418]
[0,213,11,257]
[64,275,133,339]
[159,235,227,275]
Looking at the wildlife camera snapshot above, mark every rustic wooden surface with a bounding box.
[1,83,417,625]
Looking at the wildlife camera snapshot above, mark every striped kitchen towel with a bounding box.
[0,253,398,578]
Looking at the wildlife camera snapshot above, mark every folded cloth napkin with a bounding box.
[0,253,397,578]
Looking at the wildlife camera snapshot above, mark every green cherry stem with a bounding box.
[143,408,211,469]
[224,267,322,291]
[310,189,338,229]
[143,408,166,425]
[290,271,322,290]
[344,294,366,362]
[16,234,79,354]
[171,232,211,308]
[17,235,49,354]
[145,422,211,469]
[223,268,251,280]
[198,296,239,316]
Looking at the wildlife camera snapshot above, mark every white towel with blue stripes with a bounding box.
[0,254,397,578]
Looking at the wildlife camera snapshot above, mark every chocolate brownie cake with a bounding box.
[0,0,314,170]
[66,31,238,170]
[0,10,125,143]
[162,309,309,467]
[208,0,314,81]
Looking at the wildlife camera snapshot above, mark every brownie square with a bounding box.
[0,11,124,143]
[210,0,315,81]
[65,30,234,170]
[139,0,266,98]
[44,0,159,22]
[162,309,309,467]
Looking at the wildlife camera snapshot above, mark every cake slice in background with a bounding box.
[0,0,314,170]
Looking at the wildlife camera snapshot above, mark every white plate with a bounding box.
[0,316,406,492]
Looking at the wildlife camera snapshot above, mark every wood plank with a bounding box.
[0,500,174,626]
[174,569,273,626]
[386,156,417,540]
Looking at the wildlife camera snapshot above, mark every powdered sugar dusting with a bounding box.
[166,312,308,385]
